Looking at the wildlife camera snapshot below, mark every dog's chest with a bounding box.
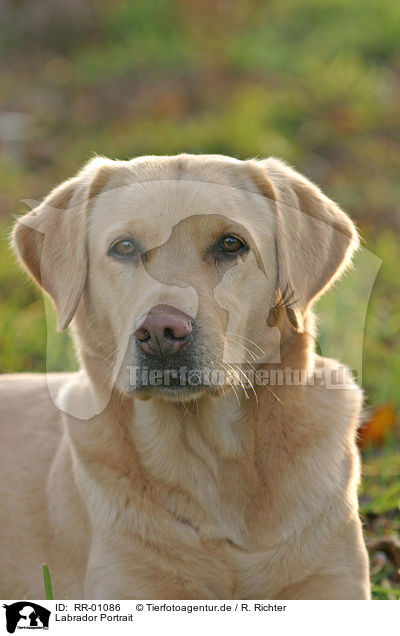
[132,397,288,597]
[158,481,285,599]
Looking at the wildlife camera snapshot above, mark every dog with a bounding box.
[0,154,370,599]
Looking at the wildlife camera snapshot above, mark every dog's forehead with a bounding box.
[89,159,272,249]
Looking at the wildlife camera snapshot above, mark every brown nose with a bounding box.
[134,304,193,355]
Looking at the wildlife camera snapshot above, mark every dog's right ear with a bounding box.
[12,157,110,331]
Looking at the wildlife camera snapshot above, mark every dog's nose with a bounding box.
[134,304,193,355]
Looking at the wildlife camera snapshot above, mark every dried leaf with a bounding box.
[358,404,396,448]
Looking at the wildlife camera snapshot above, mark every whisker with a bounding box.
[265,385,283,405]
[223,341,263,370]
[225,332,266,356]
[214,346,281,407]
[231,362,258,406]
[223,338,257,362]
[219,361,241,406]
[209,358,228,410]
[223,360,249,400]
[218,343,257,373]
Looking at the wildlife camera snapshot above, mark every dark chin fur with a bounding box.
[127,382,227,403]
[137,384,222,401]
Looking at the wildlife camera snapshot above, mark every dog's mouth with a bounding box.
[137,383,214,403]
[121,317,229,401]
[126,361,226,401]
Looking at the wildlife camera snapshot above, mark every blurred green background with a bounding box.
[0,0,399,598]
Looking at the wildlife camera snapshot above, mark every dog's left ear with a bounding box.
[257,158,359,318]
[12,157,110,331]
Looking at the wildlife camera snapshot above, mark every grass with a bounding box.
[360,446,400,599]
[42,565,53,601]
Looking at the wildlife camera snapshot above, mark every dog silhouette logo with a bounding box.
[2,602,50,633]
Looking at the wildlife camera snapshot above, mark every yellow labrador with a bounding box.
[0,154,370,599]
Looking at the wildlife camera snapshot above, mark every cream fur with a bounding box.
[0,154,370,599]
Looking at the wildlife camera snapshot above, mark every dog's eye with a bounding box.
[220,236,246,253]
[110,239,135,257]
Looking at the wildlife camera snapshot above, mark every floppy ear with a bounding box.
[12,157,106,331]
[259,158,359,320]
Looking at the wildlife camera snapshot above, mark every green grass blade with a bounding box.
[42,564,53,600]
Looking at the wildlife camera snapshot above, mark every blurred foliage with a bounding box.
[361,445,400,599]
[0,0,399,599]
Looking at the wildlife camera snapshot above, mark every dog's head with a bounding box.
[13,154,358,403]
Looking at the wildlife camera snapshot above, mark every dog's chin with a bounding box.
[139,384,207,403]
[129,383,226,403]
[120,350,227,402]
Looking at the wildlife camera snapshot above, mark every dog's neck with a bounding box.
[62,329,317,546]
[129,328,312,484]
[132,390,259,544]
[133,389,250,469]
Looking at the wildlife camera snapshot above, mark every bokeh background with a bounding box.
[0,0,399,598]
